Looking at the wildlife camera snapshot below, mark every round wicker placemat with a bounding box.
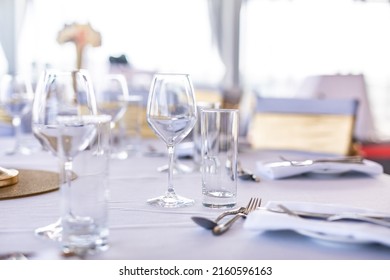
[0,169,59,200]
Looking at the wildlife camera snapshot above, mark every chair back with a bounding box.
[295,74,376,142]
[248,97,359,155]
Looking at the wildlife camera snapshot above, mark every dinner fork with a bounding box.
[212,197,262,235]
[280,156,364,166]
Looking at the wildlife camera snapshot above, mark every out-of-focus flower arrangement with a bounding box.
[57,22,102,69]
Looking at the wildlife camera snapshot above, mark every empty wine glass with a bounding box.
[0,74,34,155]
[95,74,129,159]
[31,69,98,241]
[146,73,197,208]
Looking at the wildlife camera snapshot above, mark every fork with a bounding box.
[212,197,262,235]
[280,156,364,166]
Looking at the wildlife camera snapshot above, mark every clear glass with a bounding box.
[193,101,221,171]
[0,74,34,155]
[201,109,238,208]
[31,69,98,241]
[95,74,129,159]
[146,73,197,207]
[120,95,143,156]
[58,114,111,255]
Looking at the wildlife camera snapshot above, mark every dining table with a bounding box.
[1,135,390,260]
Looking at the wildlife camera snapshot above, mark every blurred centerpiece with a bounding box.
[57,22,102,69]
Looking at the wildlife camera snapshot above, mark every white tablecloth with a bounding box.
[1,136,390,260]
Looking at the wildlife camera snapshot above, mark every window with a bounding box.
[241,0,390,137]
[18,0,224,88]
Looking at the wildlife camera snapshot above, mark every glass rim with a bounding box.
[42,68,91,76]
[56,114,112,125]
[153,73,190,77]
[201,108,239,114]
[120,95,143,102]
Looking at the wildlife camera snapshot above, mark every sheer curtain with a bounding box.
[208,0,242,94]
[18,0,224,88]
[241,0,390,136]
[0,43,7,77]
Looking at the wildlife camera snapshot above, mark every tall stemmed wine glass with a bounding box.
[31,69,98,240]
[0,74,34,155]
[146,73,197,208]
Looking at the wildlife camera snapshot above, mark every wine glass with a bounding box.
[31,69,98,241]
[95,74,129,159]
[0,74,34,155]
[146,73,197,208]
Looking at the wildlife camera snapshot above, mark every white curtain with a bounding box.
[208,0,242,95]
[0,43,8,77]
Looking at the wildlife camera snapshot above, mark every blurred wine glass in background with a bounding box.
[95,74,129,159]
[0,74,34,155]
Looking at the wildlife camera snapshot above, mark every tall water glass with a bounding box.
[201,109,238,208]
[193,101,221,170]
[146,73,197,208]
[58,115,111,255]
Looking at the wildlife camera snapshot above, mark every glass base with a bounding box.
[61,229,109,257]
[34,219,63,241]
[147,193,195,208]
[6,145,32,156]
[202,190,236,209]
[111,150,128,160]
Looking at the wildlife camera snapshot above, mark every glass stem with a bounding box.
[12,116,22,151]
[63,159,75,218]
[167,145,175,196]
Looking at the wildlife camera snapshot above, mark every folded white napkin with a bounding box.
[256,159,383,179]
[244,201,390,246]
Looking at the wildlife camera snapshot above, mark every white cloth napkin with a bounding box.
[244,201,390,246]
[256,159,383,179]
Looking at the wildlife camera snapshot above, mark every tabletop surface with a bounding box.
[1,136,390,260]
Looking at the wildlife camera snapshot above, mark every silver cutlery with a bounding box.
[267,208,390,221]
[212,197,262,235]
[191,206,246,229]
[280,156,364,166]
[278,204,390,228]
[237,162,260,182]
[226,159,260,182]
[278,204,302,218]
[327,213,390,227]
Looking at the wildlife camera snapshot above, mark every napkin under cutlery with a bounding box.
[244,201,390,246]
[256,159,383,179]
